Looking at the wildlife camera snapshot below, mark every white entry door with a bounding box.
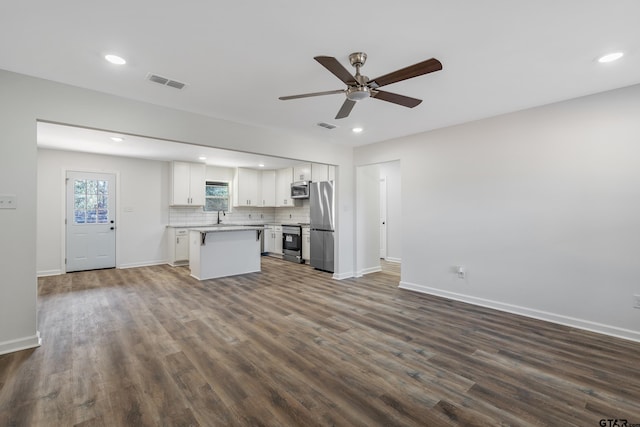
[66,171,116,272]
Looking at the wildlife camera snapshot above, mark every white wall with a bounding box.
[378,161,402,262]
[356,164,381,276]
[37,149,169,275]
[0,72,39,354]
[355,83,640,342]
[0,68,355,355]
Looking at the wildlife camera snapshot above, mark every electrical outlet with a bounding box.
[634,295,640,309]
[456,265,466,279]
[0,194,17,209]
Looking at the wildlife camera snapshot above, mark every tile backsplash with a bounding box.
[169,200,309,226]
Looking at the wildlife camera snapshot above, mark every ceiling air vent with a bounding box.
[146,73,187,90]
[317,122,337,130]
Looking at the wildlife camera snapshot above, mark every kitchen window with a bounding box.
[204,181,229,212]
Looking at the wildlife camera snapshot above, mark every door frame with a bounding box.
[61,168,120,272]
[380,176,387,260]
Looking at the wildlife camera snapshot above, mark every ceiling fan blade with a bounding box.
[368,58,442,88]
[315,56,358,85]
[371,90,422,108]
[279,89,345,100]
[335,99,356,119]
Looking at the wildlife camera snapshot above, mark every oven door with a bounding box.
[283,232,301,254]
[282,226,303,262]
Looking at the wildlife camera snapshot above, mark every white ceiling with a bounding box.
[3,1,640,151]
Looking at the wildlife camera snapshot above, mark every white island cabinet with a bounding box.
[189,226,263,280]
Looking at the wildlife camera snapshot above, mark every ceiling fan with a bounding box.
[279,52,442,119]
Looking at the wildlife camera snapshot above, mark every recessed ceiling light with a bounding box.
[198,156,207,161]
[352,127,363,133]
[105,54,126,65]
[110,136,124,142]
[258,164,265,168]
[597,52,624,63]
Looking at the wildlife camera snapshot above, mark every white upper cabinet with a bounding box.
[260,170,276,207]
[293,163,311,182]
[233,167,260,207]
[170,161,206,206]
[311,163,329,182]
[276,167,293,207]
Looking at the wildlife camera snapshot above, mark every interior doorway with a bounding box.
[356,160,401,278]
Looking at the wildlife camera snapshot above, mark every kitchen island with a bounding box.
[189,225,263,280]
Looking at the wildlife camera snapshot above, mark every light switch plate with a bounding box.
[0,194,17,209]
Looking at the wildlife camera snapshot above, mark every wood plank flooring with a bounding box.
[1,257,639,426]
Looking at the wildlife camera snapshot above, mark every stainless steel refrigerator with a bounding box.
[310,181,335,273]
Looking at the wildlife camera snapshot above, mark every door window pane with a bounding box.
[73,178,110,224]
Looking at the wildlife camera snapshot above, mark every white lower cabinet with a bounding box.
[263,225,274,253]
[168,228,189,266]
[263,225,283,256]
[302,226,310,261]
[274,225,283,255]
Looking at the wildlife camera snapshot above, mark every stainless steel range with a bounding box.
[282,224,303,263]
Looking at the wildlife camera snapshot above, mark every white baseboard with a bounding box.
[117,260,167,269]
[333,271,354,280]
[385,257,402,263]
[0,331,42,355]
[399,281,640,344]
[356,266,382,277]
[38,260,167,276]
[168,261,189,267]
[37,269,64,277]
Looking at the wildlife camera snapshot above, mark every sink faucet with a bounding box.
[217,210,225,224]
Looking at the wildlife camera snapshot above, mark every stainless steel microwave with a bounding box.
[291,181,309,199]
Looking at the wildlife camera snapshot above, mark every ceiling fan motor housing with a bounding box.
[349,52,367,67]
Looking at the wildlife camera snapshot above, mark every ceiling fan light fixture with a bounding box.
[346,86,371,101]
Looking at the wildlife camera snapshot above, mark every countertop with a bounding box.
[188,225,265,233]
[167,223,271,228]
[168,222,307,228]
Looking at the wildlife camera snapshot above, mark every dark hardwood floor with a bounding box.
[1,257,639,426]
